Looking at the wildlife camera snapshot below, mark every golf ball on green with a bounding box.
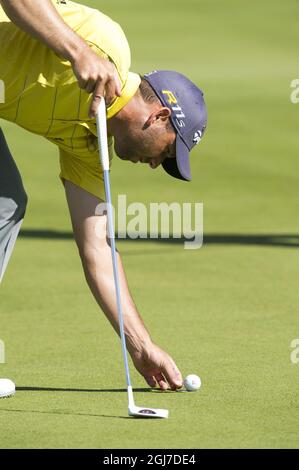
[0,378,15,398]
[184,374,201,391]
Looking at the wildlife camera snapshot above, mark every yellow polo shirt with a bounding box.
[0,0,141,199]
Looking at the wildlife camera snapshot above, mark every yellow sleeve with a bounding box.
[59,147,107,200]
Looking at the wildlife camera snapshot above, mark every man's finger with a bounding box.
[77,77,88,90]
[89,81,105,118]
[104,68,122,104]
[113,72,122,97]
[104,77,116,105]
[89,94,102,118]
[144,375,157,388]
[154,373,169,391]
[85,78,97,94]
[162,360,183,390]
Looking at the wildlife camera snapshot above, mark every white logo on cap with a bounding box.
[193,130,202,145]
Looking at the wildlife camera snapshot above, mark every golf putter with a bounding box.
[96,99,169,419]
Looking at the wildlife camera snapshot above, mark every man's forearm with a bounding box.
[82,244,153,357]
[0,0,87,62]
[65,181,152,357]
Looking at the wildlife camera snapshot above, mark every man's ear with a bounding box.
[144,106,171,128]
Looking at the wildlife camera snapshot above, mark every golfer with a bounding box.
[0,0,207,394]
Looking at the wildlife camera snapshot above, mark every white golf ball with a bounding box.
[0,378,16,398]
[184,374,201,391]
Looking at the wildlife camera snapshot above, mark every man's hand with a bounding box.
[71,47,122,118]
[130,343,183,391]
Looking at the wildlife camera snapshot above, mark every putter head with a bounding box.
[128,404,169,419]
[127,386,168,419]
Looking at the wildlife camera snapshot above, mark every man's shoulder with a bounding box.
[54,0,124,38]
[55,0,130,65]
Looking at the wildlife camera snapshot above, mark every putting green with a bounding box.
[1,0,299,448]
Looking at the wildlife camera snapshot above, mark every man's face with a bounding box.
[112,119,177,169]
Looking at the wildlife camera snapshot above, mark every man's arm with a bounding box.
[65,180,183,390]
[0,0,121,116]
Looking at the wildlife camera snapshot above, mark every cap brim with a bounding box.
[162,135,191,181]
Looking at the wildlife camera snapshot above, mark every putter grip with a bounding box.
[96,99,110,171]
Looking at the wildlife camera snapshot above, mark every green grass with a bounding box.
[1,0,299,448]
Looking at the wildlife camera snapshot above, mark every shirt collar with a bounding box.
[106,72,141,119]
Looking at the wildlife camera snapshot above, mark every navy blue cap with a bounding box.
[143,70,207,181]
